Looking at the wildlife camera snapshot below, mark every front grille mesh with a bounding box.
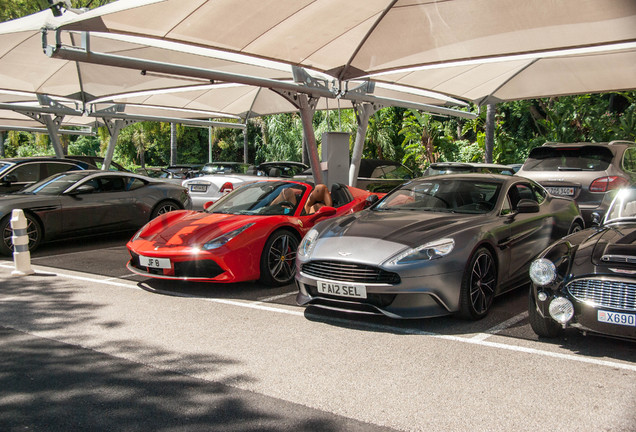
[566,278,636,312]
[301,260,400,284]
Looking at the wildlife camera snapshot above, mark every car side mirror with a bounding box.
[67,184,96,195]
[1,174,18,184]
[203,201,215,210]
[308,205,337,223]
[364,194,379,208]
[516,199,540,213]
[591,212,602,226]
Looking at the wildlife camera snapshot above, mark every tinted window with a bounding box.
[100,176,126,192]
[524,146,613,171]
[126,178,146,191]
[376,179,501,214]
[23,172,87,195]
[11,163,40,182]
[44,162,80,177]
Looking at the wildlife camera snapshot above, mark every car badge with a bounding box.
[298,220,303,228]
[338,251,352,257]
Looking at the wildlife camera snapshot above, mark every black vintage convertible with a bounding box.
[529,187,636,341]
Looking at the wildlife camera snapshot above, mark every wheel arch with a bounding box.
[150,199,183,220]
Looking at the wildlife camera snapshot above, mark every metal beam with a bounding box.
[0,125,94,136]
[93,108,246,129]
[44,30,475,120]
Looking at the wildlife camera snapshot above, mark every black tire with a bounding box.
[0,213,43,257]
[150,200,181,220]
[568,221,583,234]
[259,230,299,287]
[528,290,562,338]
[458,247,497,320]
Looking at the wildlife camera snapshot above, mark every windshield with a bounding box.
[604,188,636,223]
[206,181,307,216]
[523,146,613,171]
[20,172,87,195]
[374,179,501,214]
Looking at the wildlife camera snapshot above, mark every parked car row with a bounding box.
[1,142,634,343]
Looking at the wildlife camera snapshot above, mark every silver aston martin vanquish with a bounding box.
[296,174,583,320]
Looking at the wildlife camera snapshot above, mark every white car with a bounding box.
[182,175,256,210]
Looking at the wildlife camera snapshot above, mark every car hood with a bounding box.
[136,210,258,246]
[309,209,484,264]
[590,223,636,266]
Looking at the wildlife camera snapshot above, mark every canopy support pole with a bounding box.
[274,90,323,185]
[350,102,382,187]
[102,118,128,170]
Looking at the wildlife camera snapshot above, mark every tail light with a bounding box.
[220,182,234,194]
[589,176,628,192]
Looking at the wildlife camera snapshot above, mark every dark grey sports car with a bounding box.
[296,174,584,319]
[0,170,192,256]
[528,187,636,341]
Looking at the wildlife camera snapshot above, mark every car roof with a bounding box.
[0,156,86,164]
[412,173,513,182]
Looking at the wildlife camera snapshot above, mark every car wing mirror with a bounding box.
[591,212,602,226]
[516,199,540,213]
[1,174,18,184]
[308,205,337,223]
[67,184,96,195]
[364,194,379,208]
[203,201,215,210]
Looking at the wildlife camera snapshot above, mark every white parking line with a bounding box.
[471,311,529,341]
[257,291,297,302]
[3,264,635,373]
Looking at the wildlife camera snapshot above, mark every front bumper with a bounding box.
[295,264,462,319]
[533,276,636,340]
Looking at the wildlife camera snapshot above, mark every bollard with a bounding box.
[11,209,34,276]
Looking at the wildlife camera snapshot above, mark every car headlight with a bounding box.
[203,223,254,250]
[298,228,319,259]
[548,297,574,325]
[529,258,557,286]
[387,238,455,265]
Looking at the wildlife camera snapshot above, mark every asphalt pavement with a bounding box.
[0,238,635,432]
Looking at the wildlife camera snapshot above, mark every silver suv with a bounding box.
[516,141,636,226]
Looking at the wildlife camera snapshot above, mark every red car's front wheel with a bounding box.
[259,229,299,287]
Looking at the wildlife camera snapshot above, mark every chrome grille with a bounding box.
[566,278,636,312]
[301,260,400,284]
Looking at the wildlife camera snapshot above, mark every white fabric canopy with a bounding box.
[59,0,636,104]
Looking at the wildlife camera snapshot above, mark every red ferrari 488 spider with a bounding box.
[127,180,381,286]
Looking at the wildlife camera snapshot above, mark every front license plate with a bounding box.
[139,255,171,269]
[546,186,575,196]
[190,184,208,192]
[317,280,367,299]
[598,310,635,327]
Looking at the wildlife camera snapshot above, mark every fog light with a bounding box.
[548,297,574,325]
[537,291,548,302]
[529,258,557,286]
